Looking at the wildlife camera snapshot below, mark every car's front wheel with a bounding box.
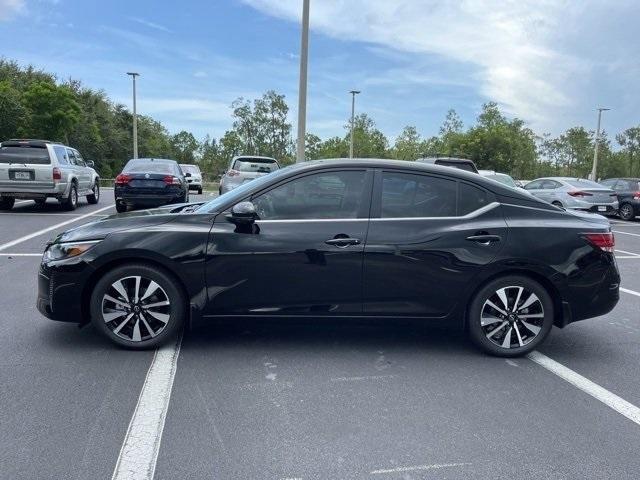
[90,264,186,349]
[467,275,554,357]
[619,202,635,221]
[61,183,78,211]
[87,182,100,204]
[0,197,14,210]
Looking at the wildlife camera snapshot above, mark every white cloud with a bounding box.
[128,17,171,33]
[241,0,637,133]
[0,0,25,20]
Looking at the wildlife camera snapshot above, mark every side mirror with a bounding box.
[226,201,258,225]
[185,172,192,177]
[86,160,95,168]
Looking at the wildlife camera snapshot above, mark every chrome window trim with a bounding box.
[255,202,500,223]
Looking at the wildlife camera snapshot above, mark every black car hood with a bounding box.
[50,203,203,244]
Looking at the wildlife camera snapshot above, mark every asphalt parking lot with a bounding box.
[1,195,640,480]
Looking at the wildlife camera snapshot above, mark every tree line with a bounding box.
[1,59,639,181]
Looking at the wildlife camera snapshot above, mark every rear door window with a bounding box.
[458,182,490,215]
[0,146,51,165]
[524,180,543,190]
[380,172,457,218]
[66,149,77,165]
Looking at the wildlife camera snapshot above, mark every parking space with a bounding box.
[1,206,640,479]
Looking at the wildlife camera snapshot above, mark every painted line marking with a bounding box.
[528,351,640,426]
[616,256,640,259]
[0,212,110,217]
[371,462,471,475]
[613,230,640,237]
[0,204,113,252]
[111,334,182,480]
[331,374,397,382]
[0,253,42,257]
[621,287,640,298]
[615,249,640,257]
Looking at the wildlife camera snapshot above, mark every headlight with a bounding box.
[43,240,101,262]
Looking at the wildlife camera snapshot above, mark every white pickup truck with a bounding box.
[0,139,100,210]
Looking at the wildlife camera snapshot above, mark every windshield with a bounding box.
[0,146,51,165]
[124,161,175,174]
[233,158,278,173]
[485,173,517,188]
[565,179,606,189]
[199,165,293,213]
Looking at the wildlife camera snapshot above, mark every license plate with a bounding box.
[598,206,607,212]
[14,171,31,180]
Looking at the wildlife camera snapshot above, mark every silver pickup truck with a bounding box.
[0,139,100,211]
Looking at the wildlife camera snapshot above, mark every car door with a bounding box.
[203,168,374,316]
[73,150,92,190]
[362,169,508,317]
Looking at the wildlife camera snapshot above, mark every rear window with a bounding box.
[485,174,517,188]
[233,158,278,173]
[180,165,200,174]
[565,179,603,189]
[124,161,175,174]
[436,160,477,173]
[0,146,51,165]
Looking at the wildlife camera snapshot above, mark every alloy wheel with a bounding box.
[480,285,544,349]
[620,204,634,221]
[101,275,171,342]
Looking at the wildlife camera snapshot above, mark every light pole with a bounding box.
[590,107,610,181]
[295,0,310,163]
[349,90,360,159]
[127,72,140,159]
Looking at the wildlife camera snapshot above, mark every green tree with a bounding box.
[617,127,640,176]
[171,130,200,164]
[0,81,25,140]
[393,126,421,160]
[20,81,81,142]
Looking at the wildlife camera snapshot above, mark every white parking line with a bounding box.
[0,204,114,252]
[371,462,471,475]
[111,334,182,480]
[528,351,640,427]
[621,287,640,298]
[615,249,640,257]
[613,230,640,237]
[0,212,110,217]
[0,253,42,257]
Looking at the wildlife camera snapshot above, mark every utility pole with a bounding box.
[349,90,360,158]
[295,0,310,163]
[127,72,140,159]
[590,107,610,181]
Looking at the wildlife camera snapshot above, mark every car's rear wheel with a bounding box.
[61,183,78,211]
[115,200,127,213]
[198,187,202,195]
[34,199,46,206]
[90,264,186,349]
[0,197,14,210]
[87,182,100,204]
[467,275,554,357]
[619,202,635,221]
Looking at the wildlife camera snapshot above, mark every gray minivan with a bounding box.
[0,139,100,210]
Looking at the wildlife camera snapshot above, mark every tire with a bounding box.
[467,275,554,357]
[90,264,186,349]
[115,201,127,213]
[198,187,202,195]
[619,202,635,221]
[87,182,100,204]
[0,197,14,210]
[61,183,78,211]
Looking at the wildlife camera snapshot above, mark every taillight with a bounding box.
[568,191,593,197]
[163,175,181,185]
[52,167,62,181]
[633,191,640,200]
[583,232,615,252]
[115,174,131,185]
[227,169,240,177]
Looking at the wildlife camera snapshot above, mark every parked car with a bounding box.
[219,156,279,194]
[524,177,618,214]
[114,158,188,213]
[479,170,519,189]
[38,159,619,357]
[179,164,203,194]
[416,156,478,173]
[0,139,100,210]
[599,178,640,221]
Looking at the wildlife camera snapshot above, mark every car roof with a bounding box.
[2,139,64,147]
[416,156,474,164]
[127,158,177,164]
[233,155,277,160]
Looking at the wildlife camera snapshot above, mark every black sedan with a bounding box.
[600,177,640,221]
[114,158,189,212]
[37,159,620,356]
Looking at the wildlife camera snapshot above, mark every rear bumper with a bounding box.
[115,187,184,206]
[0,182,68,199]
[566,200,618,213]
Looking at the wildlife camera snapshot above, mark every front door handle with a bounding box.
[466,234,501,245]
[325,237,361,248]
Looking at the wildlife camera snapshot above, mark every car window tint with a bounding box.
[565,179,603,189]
[53,146,69,165]
[458,182,490,215]
[381,172,456,218]
[541,180,559,189]
[66,148,77,165]
[253,170,366,220]
[0,146,51,164]
[524,180,542,190]
[233,159,278,173]
[613,181,626,191]
[74,151,85,167]
[124,161,175,174]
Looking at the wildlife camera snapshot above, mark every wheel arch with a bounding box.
[462,268,564,330]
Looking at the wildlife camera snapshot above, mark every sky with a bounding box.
[1,0,639,143]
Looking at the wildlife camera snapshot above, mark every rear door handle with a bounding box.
[325,237,361,247]
[466,234,501,244]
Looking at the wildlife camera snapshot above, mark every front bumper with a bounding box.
[37,260,92,323]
